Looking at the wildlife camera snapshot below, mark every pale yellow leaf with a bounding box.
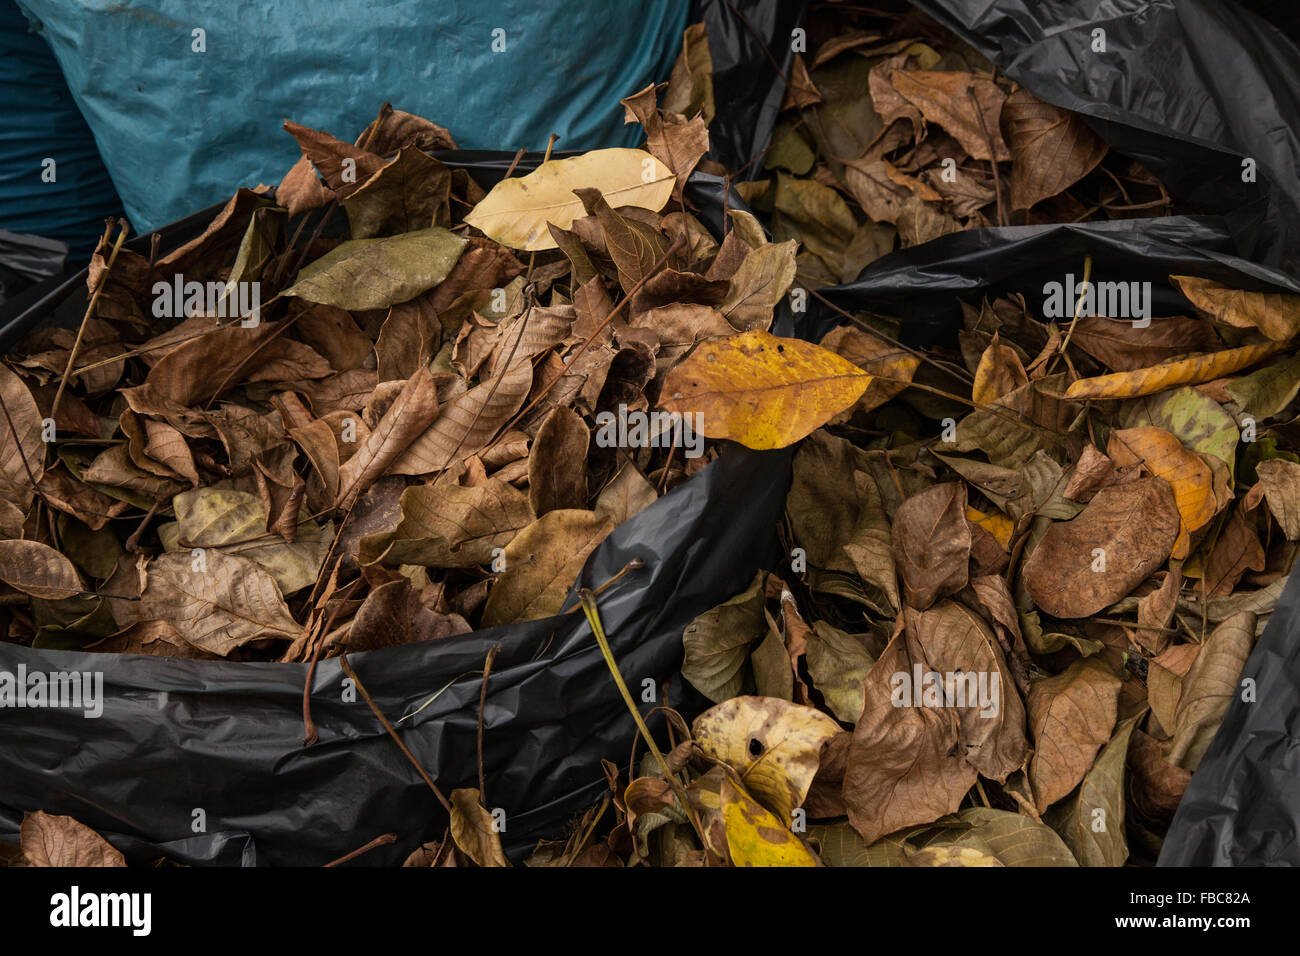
[465,149,674,251]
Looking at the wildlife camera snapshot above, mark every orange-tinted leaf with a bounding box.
[660,331,871,449]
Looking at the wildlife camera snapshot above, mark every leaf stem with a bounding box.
[578,588,704,843]
[339,653,452,814]
[54,220,129,418]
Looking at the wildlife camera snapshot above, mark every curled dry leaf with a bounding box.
[341,146,451,239]
[480,509,614,626]
[449,788,510,868]
[843,627,978,844]
[1063,341,1286,400]
[1048,714,1140,867]
[972,334,1028,406]
[718,773,820,867]
[818,325,919,414]
[335,367,441,509]
[1254,458,1300,539]
[1165,610,1256,771]
[1224,353,1300,419]
[788,430,898,613]
[527,405,590,517]
[805,621,874,724]
[345,579,470,653]
[1129,729,1192,821]
[692,696,841,822]
[681,570,767,702]
[887,70,1009,161]
[165,488,331,596]
[0,363,45,507]
[367,477,533,569]
[1068,314,1220,373]
[1171,275,1300,342]
[389,353,533,476]
[718,240,798,332]
[902,600,1027,781]
[1107,426,1217,559]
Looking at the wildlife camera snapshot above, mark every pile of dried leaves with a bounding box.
[737,2,1190,288]
[0,70,741,662]
[3,10,1296,869]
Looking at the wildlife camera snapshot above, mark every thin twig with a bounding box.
[578,589,707,845]
[476,644,501,801]
[968,87,1005,227]
[806,287,974,383]
[339,654,453,814]
[124,498,162,552]
[502,147,528,180]
[558,558,645,615]
[1046,255,1093,377]
[1100,196,1175,212]
[54,221,128,417]
[322,832,396,867]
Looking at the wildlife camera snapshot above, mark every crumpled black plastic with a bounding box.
[695,0,809,178]
[912,0,1300,278]
[0,443,789,866]
[0,230,67,308]
[0,158,791,866]
[706,0,1300,865]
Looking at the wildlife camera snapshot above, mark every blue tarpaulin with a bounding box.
[15,0,689,233]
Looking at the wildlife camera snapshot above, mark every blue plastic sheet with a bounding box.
[14,0,688,233]
[0,0,122,263]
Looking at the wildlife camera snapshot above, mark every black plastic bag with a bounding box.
[0,443,789,866]
[0,229,67,307]
[695,0,809,178]
[911,0,1300,277]
[0,158,791,866]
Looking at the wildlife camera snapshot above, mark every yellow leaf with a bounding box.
[966,506,1014,550]
[972,335,1028,406]
[660,330,872,449]
[1171,275,1300,342]
[465,149,674,251]
[720,775,820,867]
[1108,426,1218,559]
[692,696,841,821]
[1063,341,1285,400]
